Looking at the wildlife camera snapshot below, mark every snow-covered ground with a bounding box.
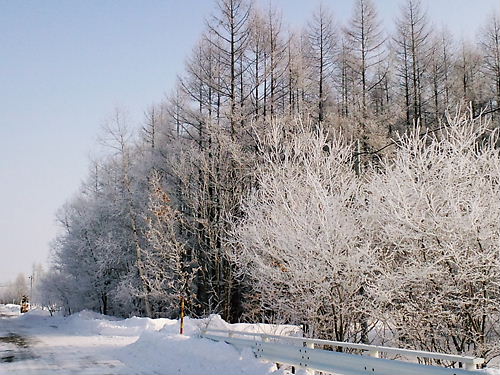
[0,304,299,375]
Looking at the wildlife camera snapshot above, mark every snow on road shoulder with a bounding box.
[57,310,174,337]
[0,304,21,317]
[117,329,277,375]
[196,314,302,336]
[114,314,298,374]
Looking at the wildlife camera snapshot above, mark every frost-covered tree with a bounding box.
[480,13,500,110]
[344,0,386,118]
[99,109,154,317]
[142,170,196,318]
[454,41,487,115]
[230,120,376,341]
[425,29,455,123]
[49,173,133,316]
[205,0,252,134]
[367,110,500,362]
[305,4,337,125]
[393,0,430,127]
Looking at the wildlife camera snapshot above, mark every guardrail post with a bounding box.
[305,341,314,375]
[464,362,475,371]
[367,350,379,358]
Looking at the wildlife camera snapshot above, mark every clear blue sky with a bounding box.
[0,0,498,284]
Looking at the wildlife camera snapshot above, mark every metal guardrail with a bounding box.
[200,329,484,375]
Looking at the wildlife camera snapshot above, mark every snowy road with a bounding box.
[0,305,285,375]
[0,305,147,374]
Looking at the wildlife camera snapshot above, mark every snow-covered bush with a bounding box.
[367,111,500,362]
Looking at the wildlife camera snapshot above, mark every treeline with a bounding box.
[40,0,500,363]
[0,265,45,305]
[0,274,28,304]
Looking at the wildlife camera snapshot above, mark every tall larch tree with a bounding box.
[305,3,337,127]
[394,0,430,127]
[345,0,386,119]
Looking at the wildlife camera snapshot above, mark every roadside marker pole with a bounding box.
[180,296,185,335]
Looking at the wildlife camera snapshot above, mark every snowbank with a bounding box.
[4,304,21,312]
[115,314,303,374]
[119,330,277,375]
[112,314,302,374]
[0,303,21,315]
[56,310,173,337]
[197,314,302,336]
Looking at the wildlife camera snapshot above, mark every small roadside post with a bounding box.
[180,296,185,335]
